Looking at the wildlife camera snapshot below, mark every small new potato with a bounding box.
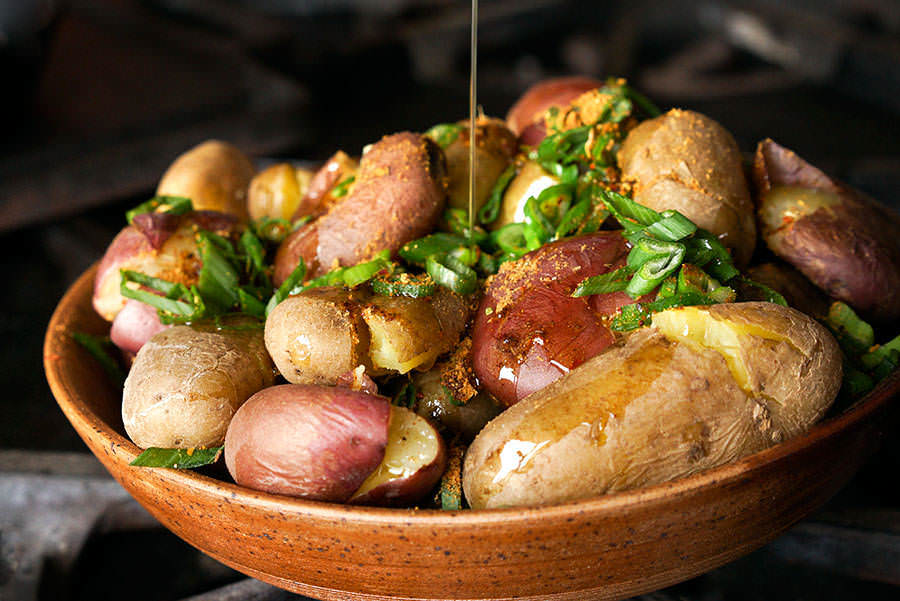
[157,140,256,220]
[247,163,315,222]
[348,405,447,507]
[464,302,841,509]
[753,139,900,323]
[225,384,391,502]
[618,109,756,266]
[122,320,276,450]
[110,299,170,354]
[265,287,372,385]
[440,118,517,217]
[295,150,359,219]
[412,367,502,440]
[490,160,560,230]
[505,76,602,146]
[472,232,634,407]
[273,132,447,283]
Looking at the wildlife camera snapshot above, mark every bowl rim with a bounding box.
[45,263,900,526]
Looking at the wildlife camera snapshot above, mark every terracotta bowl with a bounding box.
[45,265,899,601]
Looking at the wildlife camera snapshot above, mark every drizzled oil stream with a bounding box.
[468,0,478,235]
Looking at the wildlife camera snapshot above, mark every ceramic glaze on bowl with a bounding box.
[44,265,899,601]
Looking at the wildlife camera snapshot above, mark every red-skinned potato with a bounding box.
[224,384,391,502]
[93,211,239,322]
[109,299,170,354]
[618,109,756,266]
[157,140,255,220]
[753,139,900,323]
[506,76,602,146]
[472,232,637,407]
[273,132,447,284]
[348,405,447,507]
[246,163,315,222]
[294,151,359,220]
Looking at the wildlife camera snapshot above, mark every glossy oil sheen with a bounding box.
[45,265,899,601]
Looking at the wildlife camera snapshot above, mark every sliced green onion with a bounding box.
[342,250,391,288]
[572,266,633,297]
[555,198,592,239]
[492,223,528,256]
[523,196,553,250]
[477,252,500,275]
[644,210,697,241]
[130,446,223,469]
[372,273,436,298]
[196,234,241,311]
[266,258,306,315]
[599,188,662,227]
[444,209,488,244]
[625,245,685,298]
[120,272,198,318]
[126,195,192,225]
[624,84,662,117]
[425,123,464,149]
[448,246,480,267]
[426,255,478,295]
[400,233,468,265]
[610,303,651,332]
[237,288,267,319]
[826,302,875,356]
[331,175,355,199]
[859,334,900,378]
[391,379,417,409]
[736,276,788,306]
[657,276,678,299]
[627,236,684,269]
[71,332,127,386]
[479,164,517,225]
[842,363,875,400]
[251,217,294,243]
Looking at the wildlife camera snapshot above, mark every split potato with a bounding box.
[618,109,756,266]
[224,384,392,502]
[293,150,359,219]
[157,140,255,220]
[122,319,276,450]
[349,405,447,506]
[93,211,239,322]
[753,138,900,323]
[490,160,560,230]
[464,302,841,508]
[265,286,468,384]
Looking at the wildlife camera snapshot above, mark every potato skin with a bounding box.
[122,321,276,449]
[264,287,371,385]
[157,140,255,220]
[471,232,634,407]
[739,262,830,319]
[491,160,560,230]
[93,212,239,321]
[443,118,517,216]
[464,302,841,509]
[295,151,359,219]
[273,132,447,283]
[753,139,900,323]
[225,384,391,502]
[506,76,602,145]
[618,109,756,266]
[109,299,170,354]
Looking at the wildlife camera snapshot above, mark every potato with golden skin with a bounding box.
[225,384,392,502]
[753,139,900,323]
[273,132,447,283]
[440,118,517,217]
[463,302,841,509]
[247,163,315,222]
[122,320,276,450]
[157,140,255,220]
[265,286,468,384]
[264,287,372,385]
[618,109,756,266]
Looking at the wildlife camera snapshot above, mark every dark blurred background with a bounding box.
[1,0,899,600]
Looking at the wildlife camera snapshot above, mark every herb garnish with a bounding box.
[130,446,223,469]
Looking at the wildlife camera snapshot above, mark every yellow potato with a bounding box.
[463,302,841,509]
[122,320,276,449]
[247,163,314,222]
[157,140,255,220]
[618,109,756,266]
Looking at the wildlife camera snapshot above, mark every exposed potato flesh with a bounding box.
[362,288,467,374]
[247,163,314,222]
[349,405,447,506]
[463,302,841,509]
[492,160,561,230]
